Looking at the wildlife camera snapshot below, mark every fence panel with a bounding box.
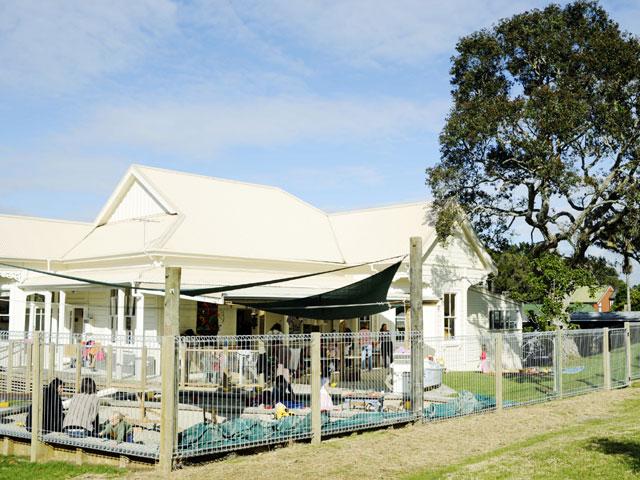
[422,334,497,421]
[21,333,161,459]
[318,331,417,436]
[609,328,627,388]
[0,333,33,440]
[502,331,554,406]
[174,333,313,459]
[561,330,605,397]
[630,324,640,381]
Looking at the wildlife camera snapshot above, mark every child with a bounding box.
[99,412,134,443]
[480,345,489,374]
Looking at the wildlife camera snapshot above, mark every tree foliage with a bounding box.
[489,243,633,328]
[614,284,640,311]
[428,1,640,263]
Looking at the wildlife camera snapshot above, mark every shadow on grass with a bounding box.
[588,438,640,472]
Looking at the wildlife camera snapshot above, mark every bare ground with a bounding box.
[127,388,640,480]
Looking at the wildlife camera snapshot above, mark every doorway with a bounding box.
[236,309,253,336]
[72,307,84,335]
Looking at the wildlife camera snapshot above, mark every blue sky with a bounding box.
[1,0,639,280]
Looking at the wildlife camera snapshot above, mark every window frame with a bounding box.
[443,293,456,339]
[489,309,519,331]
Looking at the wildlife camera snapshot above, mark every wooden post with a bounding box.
[75,343,82,393]
[159,267,180,474]
[30,331,43,462]
[310,332,321,445]
[495,332,503,411]
[625,322,632,385]
[410,237,424,418]
[139,346,148,420]
[106,345,113,388]
[7,341,13,394]
[554,329,563,398]
[48,343,56,382]
[2,437,14,456]
[603,328,611,390]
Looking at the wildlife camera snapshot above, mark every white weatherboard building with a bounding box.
[0,165,523,370]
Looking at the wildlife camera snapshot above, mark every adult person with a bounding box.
[26,378,65,433]
[62,377,100,437]
[359,324,373,371]
[379,323,394,368]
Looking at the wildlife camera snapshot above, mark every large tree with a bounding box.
[428,1,640,263]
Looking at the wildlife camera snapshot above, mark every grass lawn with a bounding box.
[0,455,124,479]
[134,387,640,480]
[408,386,640,480]
[443,346,632,405]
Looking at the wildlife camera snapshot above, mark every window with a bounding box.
[443,293,456,338]
[0,293,8,331]
[489,310,518,330]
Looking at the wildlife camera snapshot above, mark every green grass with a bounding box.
[406,395,640,479]
[0,456,124,479]
[442,347,633,406]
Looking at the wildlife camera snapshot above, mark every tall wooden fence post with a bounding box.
[310,332,321,445]
[159,267,181,474]
[494,332,503,411]
[554,329,563,398]
[603,328,611,390]
[625,322,632,385]
[30,331,44,462]
[410,237,424,418]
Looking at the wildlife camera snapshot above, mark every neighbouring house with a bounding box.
[570,286,616,313]
[0,165,523,370]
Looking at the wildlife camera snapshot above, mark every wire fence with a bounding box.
[0,326,638,466]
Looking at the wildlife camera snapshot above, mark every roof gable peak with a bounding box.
[94,166,177,226]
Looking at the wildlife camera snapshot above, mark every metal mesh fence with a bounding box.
[560,330,605,397]
[630,324,640,380]
[0,326,637,465]
[610,328,628,388]
[0,332,33,439]
[423,334,497,421]
[174,333,313,458]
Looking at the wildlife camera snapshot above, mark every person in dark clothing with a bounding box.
[272,374,294,405]
[26,378,65,433]
[380,324,394,368]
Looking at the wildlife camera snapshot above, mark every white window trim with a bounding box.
[443,291,459,340]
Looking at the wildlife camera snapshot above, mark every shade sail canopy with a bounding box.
[237,261,402,320]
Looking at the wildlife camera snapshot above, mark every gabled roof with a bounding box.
[133,165,345,263]
[1,165,497,272]
[0,214,91,261]
[570,286,614,304]
[329,202,434,263]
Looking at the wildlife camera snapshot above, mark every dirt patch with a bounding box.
[127,388,640,480]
